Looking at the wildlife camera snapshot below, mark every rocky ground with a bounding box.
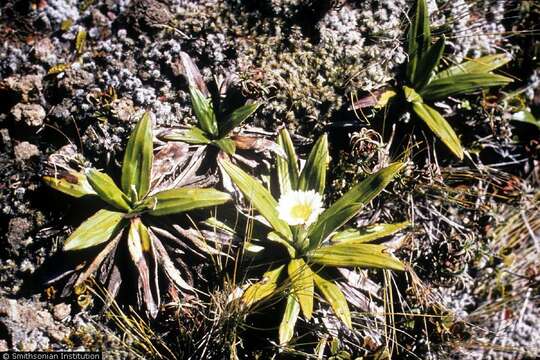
[0,0,539,359]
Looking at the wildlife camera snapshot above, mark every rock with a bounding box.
[13,141,40,161]
[52,303,71,321]
[49,98,75,122]
[124,0,173,34]
[0,298,64,351]
[47,327,70,342]
[0,340,8,351]
[11,103,46,127]
[112,97,135,122]
[7,217,33,251]
[1,74,43,102]
[32,38,56,65]
[0,128,12,153]
[58,67,95,94]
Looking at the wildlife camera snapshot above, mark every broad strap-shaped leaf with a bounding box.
[276,128,300,194]
[406,0,431,83]
[219,102,261,137]
[64,209,126,251]
[219,159,292,239]
[214,138,236,155]
[511,110,540,129]
[313,272,352,328]
[243,265,285,307]
[43,170,96,198]
[298,134,329,194]
[87,169,131,211]
[121,112,153,202]
[375,89,397,108]
[307,242,404,270]
[411,101,464,159]
[403,85,423,103]
[268,232,296,258]
[330,222,410,243]
[133,218,152,252]
[159,127,211,144]
[308,163,404,247]
[420,73,513,100]
[434,54,511,80]
[189,86,218,137]
[414,35,445,90]
[180,51,210,97]
[128,219,158,318]
[203,217,236,235]
[288,258,314,320]
[279,292,301,345]
[147,188,231,216]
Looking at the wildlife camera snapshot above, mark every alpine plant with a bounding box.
[44,112,231,317]
[220,128,408,344]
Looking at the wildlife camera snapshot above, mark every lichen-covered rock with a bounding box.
[14,141,40,162]
[10,103,46,127]
[6,217,33,252]
[170,0,407,135]
[1,74,43,101]
[52,303,71,322]
[0,298,59,350]
[56,66,96,95]
[0,0,537,358]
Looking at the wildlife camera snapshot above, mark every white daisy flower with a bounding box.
[277,190,324,226]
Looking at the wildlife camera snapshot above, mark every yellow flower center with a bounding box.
[290,203,312,222]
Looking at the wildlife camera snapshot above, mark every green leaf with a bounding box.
[414,35,445,90]
[159,127,211,144]
[411,101,464,159]
[189,86,218,137]
[276,128,300,194]
[313,272,351,328]
[434,54,511,80]
[298,134,329,194]
[219,102,261,137]
[406,0,431,83]
[203,217,236,235]
[308,163,404,247]
[121,112,153,202]
[330,222,410,243]
[268,232,296,258]
[420,73,513,100]
[288,258,314,320]
[403,85,423,103]
[127,218,152,261]
[87,169,131,211]
[511,110,540,129]
[219,159,292,240]
[375,90,397,109]
[75,28,87,55]
[64,209,126,251]
[43,171,96,198]
[147,188,231,216]
[243,265,285,307]
[279,292,301,345]
[214,138,236,155]
[134,218,152,253]
[307,243,405,270]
